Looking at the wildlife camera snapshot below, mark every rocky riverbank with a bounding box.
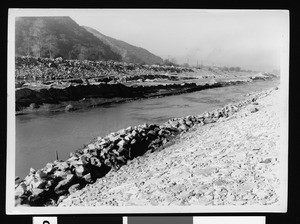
[15,78,277,113]
[15,56,277,113]
[15,82,221,112]
[58,86,280,207]
[15,86,280,207]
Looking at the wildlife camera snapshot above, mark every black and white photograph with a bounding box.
[6,9,289,214]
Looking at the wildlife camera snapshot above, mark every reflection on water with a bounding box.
[15,80,279,179]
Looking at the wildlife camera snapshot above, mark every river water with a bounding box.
[15,79,279,179]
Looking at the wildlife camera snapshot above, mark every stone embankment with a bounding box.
[16,78,274,112]
[15,86,277,206]
[59,86,280,207]
[15,82,219,110]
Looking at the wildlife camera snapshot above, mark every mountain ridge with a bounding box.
[15,16,164,65]
[83,25,163,65]
[15,16,121,61]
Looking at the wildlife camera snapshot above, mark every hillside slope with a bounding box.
[83,26,163,65]
[15,17,122,61]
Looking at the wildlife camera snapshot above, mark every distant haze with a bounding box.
[14,9,289,72]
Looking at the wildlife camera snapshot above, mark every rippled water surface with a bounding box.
[16,80,279,179]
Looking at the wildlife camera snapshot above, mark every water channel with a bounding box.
[15,79,279,179]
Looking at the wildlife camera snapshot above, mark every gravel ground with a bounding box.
[58,87,280,207]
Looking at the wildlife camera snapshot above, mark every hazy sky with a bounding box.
[14,9,289,71]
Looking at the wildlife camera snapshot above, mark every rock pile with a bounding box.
[15,56,194,84]
[14,88,275,206]
[250,72,278,81]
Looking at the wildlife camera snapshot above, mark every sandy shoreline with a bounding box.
[57,86,280,207]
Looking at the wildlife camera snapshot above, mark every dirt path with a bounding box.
[58,87,281,207]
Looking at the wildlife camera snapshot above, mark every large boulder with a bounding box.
[65,104,75,112]
[54,174,76,195]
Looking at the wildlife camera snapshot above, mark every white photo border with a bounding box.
[6,8,289,214]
